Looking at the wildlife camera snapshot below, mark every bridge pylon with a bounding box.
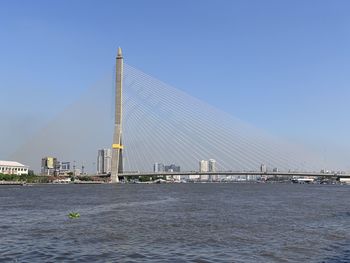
[111,47,124,183]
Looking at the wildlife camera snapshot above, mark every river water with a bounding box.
[0,183,350,262]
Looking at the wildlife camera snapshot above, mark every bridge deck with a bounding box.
[97,172,350,178]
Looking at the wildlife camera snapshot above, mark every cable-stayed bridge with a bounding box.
[10,50,341,175]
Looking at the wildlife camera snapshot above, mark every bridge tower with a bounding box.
[111,47,124,183]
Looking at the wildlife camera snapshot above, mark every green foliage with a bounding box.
[128,176,140,181]
[139,176,151,182]
[0,173,49,183]
[138,175,166,182]
[77,176,92,181]
[68,212,80,219]
[2,173,25,182]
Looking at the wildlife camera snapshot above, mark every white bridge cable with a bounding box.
[121,98,145,172]
[123,69,277,170]
[123,72,207,171]
[123,65,300,171]
[123,64,314,171]
[123,78,257,171]
[123,64,321,171]
[123,68,308,173]
[123,85,212,171]
[121,73,183,172]
[124,65,297,171]
[122,71,258,171]
[124,107,196,172]
[123,97,190,171]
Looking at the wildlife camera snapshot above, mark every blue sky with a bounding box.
[1,0,350,165]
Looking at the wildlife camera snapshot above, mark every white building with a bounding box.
[199,160,209,172]
[97,149,112,174]
[0,160,29,175]
[260,164,267,173]
[199,160,209,181]
[339,178,350,184]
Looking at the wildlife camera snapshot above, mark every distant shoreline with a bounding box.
[0,180,347,186]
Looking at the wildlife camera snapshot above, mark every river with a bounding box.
[0,183,349,262]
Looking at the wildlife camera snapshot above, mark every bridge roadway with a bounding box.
[98,171,350,179]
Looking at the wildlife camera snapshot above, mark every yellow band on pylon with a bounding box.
[112,144,124,149]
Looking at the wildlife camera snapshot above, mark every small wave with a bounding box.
[321,241,350,263]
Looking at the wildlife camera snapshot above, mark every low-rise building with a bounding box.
[0,160,29,175]
[165,164,180,172]
[60,162,71,174]
[339,177,350,184]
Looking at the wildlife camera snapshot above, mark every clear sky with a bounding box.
[1,0,350,167]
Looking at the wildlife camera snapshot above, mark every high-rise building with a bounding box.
[208,159,217,181]
[41,157,58,176]
[104,149,112,174]
[199,160,209,181]
[199,160,209,172]
[153,163,165,173]
[208,159,216,172]
[97,150,104,174]
[260,164,267,173]
[97,149,112,175]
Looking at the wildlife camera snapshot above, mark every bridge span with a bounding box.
[97,171,350,179]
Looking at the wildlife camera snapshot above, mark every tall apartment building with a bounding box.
[41,157,58,176]
[208,159,217,181]
[199,160,209,181]
[208,159,216,172]
[97,149,112,175]
[153,163,165,173]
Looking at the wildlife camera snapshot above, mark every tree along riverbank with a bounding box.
[0,173,109,184]
[0,173,49,183]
